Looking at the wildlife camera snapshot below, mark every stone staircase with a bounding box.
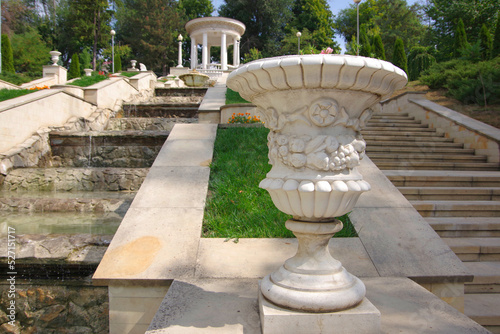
[363,112,500,333]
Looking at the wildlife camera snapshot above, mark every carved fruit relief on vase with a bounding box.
[227,55,407,312]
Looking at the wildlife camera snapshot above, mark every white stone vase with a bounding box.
[226,54,407,312]
[49,51,61,66]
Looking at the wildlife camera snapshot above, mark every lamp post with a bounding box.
[296,31,301,54]
[111,29,116,73]
[177,34,183,67]
[353,0,361,56]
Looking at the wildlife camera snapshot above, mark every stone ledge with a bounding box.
[409,98,500,143]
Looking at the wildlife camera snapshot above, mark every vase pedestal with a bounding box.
[259,292,381,334]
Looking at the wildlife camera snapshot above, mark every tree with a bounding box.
[425,0,500,61]
[11,29,51,73]
[372,33,385,60]
[57,0,114,69]
[281,28,319,55]
[454,18,468,58]
[335,0,425,62]
[2,34,15,73]
[493,14,500,58]
[178,0,214,21]
[392,38,407,74]
[116,0,183,73]
[479,24,493,61]
[289,0,339,51]
[359,25,372,57]
[68,53,81,79]
[218,0,294,57]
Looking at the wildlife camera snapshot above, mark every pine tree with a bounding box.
[359,26,372,57]
[392,38,407,74]
[115,53,122,72]
[68,53,81,79]
[454,18,468,58]
[372,34,386,60]
[480,24,493,60]
[493,14,500,58]
[1,34,15,73]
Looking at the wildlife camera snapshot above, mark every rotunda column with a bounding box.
[190,37,197,69]
[202,32,208,70]
[221,32,228,71]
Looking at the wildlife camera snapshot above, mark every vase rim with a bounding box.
[227,54,407,101]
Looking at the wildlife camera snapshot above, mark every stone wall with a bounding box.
[0,234,111,333]
[0,283,108,334]
[2,168,148,192]
[49,131,168,168]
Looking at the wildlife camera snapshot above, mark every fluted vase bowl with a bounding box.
[226,54,407,313]
[227,55,407,221]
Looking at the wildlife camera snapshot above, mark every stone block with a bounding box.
[259,293,381,334]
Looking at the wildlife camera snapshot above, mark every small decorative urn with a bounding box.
[49,51,61,66]
[227,55,407,312]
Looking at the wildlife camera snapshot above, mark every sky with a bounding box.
[211,0,422,53]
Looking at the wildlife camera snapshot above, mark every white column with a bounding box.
[236,38,241,67]
[202,33,208,70]
[221,33,227,71]
[190,37,196,69]
[233,36,238,67]
[177,41,183,67]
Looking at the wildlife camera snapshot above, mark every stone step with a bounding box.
[367,146,474,155]
[122,103,200,118]
[465,293,500,330]
[1,168,148,192]
[402,187,500,201]
[363,131,445,138]
[443,237,500,262]
[464,262,500,293]
[368,153,487,162]
[368,118,418,124]
[106,117,198,131]
[365,122,428,128]
[384,170,500,187]
[363,135,456,143]
[362,127,437,133]
[428,218,500,238]
[371,112,409,118]
[374,161,500,171]
[411,200,500,217]
[154,87,207,97]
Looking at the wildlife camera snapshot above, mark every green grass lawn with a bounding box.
[68,74,109,87]
[120,71,140,78]
[225,88,250,105]
[0,89,36,102]
[203,126,357,239]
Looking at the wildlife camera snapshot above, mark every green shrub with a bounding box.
[359,26,372,57]
[114,54,122,72]
[392,38,408,74]
[68,53,81,80]
[420,57,500,106]
[0,72,41,85]
[1,34,15,73]
[407,46,436,81]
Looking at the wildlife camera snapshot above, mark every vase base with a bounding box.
[259,289,381,334]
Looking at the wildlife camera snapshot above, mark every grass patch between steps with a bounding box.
[203,126,357,239]
[0,88,36,102]
[68,74,109,87]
